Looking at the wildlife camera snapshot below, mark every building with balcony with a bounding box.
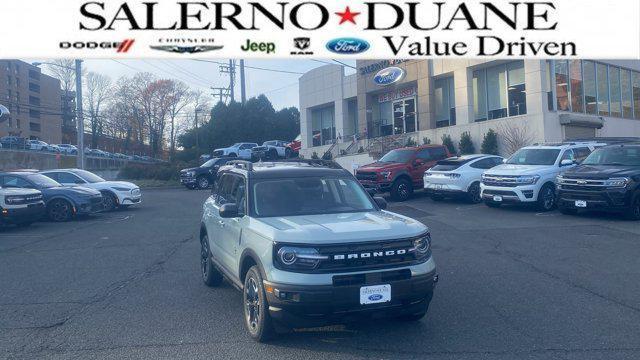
[0,59,63,144]
[299,60,640,159]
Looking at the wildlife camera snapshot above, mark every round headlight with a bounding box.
[278,247,297,265]
[414,234,431,254]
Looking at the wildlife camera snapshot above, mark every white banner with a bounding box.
[0,0,638,59]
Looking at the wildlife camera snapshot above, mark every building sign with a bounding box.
[360,60,408,75]
[378,87,416,103]
[373,67,405,86]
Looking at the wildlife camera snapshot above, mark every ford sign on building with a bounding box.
[373,67,405,86]
[326,38,370,55]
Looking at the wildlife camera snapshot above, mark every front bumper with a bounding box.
[180,175,197,185]
[264,269,437,327]
[480,184,539,203]
[557,187,634,212]
[115,189,142,205]
[358,180,392,193]
[1,203,46,223]
[75,196,104,214]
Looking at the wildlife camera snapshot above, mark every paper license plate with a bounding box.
[575,200,587,208]
[360,284,391,305]
[493,195,503,202]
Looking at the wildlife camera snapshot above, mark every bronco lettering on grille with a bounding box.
[333,249,408,260]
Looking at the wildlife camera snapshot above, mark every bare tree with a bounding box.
[46,60,77,94]
[498,122,536,156]
[84,72,112,149]
[165,80,192,160]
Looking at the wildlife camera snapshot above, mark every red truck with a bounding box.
[355,145,451,201]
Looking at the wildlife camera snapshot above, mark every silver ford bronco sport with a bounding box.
[199,159,437,341]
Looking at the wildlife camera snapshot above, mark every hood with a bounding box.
[103,181,138,189]
[485,164,555,176]
[181,167,198,173]
[252,211,427,244]
[563,165,639,179]
[359,161,406,172]
[0,188,41,196]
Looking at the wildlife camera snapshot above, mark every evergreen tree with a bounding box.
[441,134,456,154]
[481,129,499,155]
[458,131,475,154]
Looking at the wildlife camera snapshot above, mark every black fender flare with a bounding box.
[238,248,267,283]
[392,170,412,184]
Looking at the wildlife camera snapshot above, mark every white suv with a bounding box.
[481,142,602,211]
[212,143,258,160]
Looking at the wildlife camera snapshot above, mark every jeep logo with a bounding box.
[241,39,275,54]
[333,249,408,260]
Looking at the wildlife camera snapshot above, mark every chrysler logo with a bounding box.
[150,45,223,54]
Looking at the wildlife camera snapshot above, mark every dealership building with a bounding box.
[298,59,640,159]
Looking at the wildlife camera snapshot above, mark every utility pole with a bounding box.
[194,108,199,149]
[239,59,246,104]
[219,60,235,103]
[75,59,85,169]
[211,87,230,104]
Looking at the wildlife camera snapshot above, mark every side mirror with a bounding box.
[374,196,387,210]
[413,159,425,166]
[560,159,575,167]
[366,188,377,197]
[219,203,240,218]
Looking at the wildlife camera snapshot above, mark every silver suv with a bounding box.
[199,160,437,341]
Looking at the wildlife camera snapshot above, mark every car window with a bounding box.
[560,149,575,163]
[44,172,59,181]
[2,176,33,189]
[216,174,244,206]
[58,172,85,184]
[470,158,496,169]
[416,149,431,161]
[573,147,592,163]
[429,147,448,161]
[231,177,247,215]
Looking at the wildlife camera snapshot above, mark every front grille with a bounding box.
[252,147,267,152]
[24,194,43,204]
[356,171,378,181]
[314,237,424,273]
[483,189,517,196]
[332,269,411,286]
[482,175,519,187]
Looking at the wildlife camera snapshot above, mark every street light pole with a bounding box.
[75,60,85,169]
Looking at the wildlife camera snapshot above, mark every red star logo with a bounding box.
[335,6,360,25]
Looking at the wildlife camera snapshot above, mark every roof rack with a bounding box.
[274,158,343,169]
[568,137,639,144]
[225,160,253,171]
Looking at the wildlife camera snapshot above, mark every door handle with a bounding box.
[218,220,226,228]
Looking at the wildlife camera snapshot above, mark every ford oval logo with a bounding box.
[326,38,370,55]
[373,66,405,86]
[368,294,383,301]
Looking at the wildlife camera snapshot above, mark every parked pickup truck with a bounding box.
[355,145,450,201]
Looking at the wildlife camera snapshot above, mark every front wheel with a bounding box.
[624,195,640,221]
[200,235,223,287]
[47,199,73,222]
[243,266,275,342]
[285,148,292,158]
[466,182,482,203]
[197,176,210,190]
[102,192,118,211]
[536,184,556,212]
[391,178,413,202]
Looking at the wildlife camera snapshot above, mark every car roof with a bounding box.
[220,160,351,179]
[393,144,445,151]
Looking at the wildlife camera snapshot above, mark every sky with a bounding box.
[36,59,356,110]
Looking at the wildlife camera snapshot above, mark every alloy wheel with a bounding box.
[103,194,116,211]
[244,277,260,332]
[198,177,209,189]
[542,187,555,210]
[50,201,70,222]
[469,183,481,203]
[398,184,409,199]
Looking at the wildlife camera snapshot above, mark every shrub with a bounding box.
[422,137,431,145]
[322,151,333,160]
[458,131,475,155]
[357,146,365,154]
[120,162,188,181]
[311,151,319,159]
[481,129,499,155]
[441,134,456,154]
[405,137,417,147]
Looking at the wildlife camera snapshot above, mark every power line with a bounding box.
[192,59,304,75]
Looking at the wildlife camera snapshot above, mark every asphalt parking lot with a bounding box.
[1,188,640,360]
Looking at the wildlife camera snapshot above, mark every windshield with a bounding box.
[263,141,277,146]
[73,170,105,183]
[506,149,560,166]
[232,143,241,147]
[26,174,61,188]
[581,147,640,166]
[252,177,376,217]
[379,149,415,164]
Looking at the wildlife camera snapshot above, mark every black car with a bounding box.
[556,143,640,220]
[180,157,232,190]
[0,172,104,222]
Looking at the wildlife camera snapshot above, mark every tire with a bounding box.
[200,234,223,287]
[430,194,444,201]
[197,176,210,190]
[243,266,275,342]
[391,178,413,202]
[536,184,556,212]
[624,195,640,221]
[102,191,118,211]
[559,207,578,215]
[285,148,292,159]
[484,200,501,208]
[466,182,482,204]
[268,149,278,160]
[47,199,73,222]
[229,153,237,158]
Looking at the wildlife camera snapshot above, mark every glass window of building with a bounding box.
[621,69,633,119]
[569,60,584,113]
[507,61,526,116]
[487,65,507,119]
[379,101,392,136]
[609,66,622,117]
[596,63,609,116]
[555,61,570,111]
[583,61,597,115]
[473,70,487,121]
[311,105,335,147]
[434,76,455,127]
[633,71,640,119]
